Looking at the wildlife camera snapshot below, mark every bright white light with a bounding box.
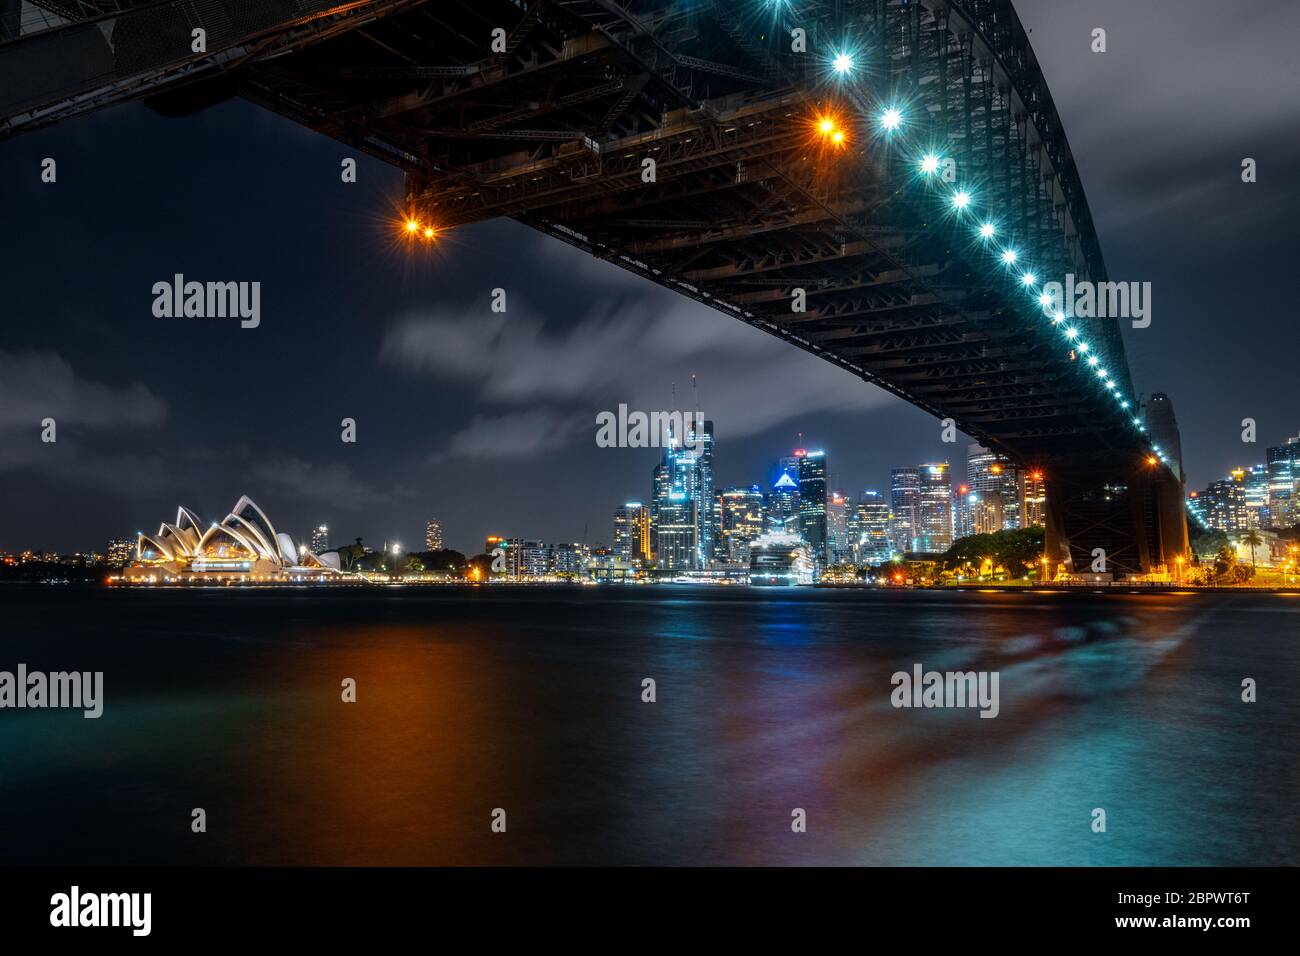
[1087,356,1099,366]
[951,190,971,210]
[1078,342,1090,353]
[979,222,995,239]
[1021,272,1036,286]
[1065,326,1079,339]
[880,107,902,131]
[1038,292,1052,306]
[920,153,940,175]
[833,52,854,74]
[1052,310,1065,323]
[1001,248,1017,264]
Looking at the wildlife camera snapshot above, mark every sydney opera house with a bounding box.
[125,495,342,582]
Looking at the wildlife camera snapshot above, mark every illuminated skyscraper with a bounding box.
[424,518,443,551]
[827,490,852,565]
[716,485,766,565]
[854,490,893,564]
[310,525,329,554]
[1267,437,1298,529]
[106,538,134,566]
[965,444,1022,532]
[798,450,828,565]
[1021,469,1046,528]
[767,457,800,532]
[1203,471,1249,531]
[890,467,921,553]
[614,502,651,564]
[917,462,953,552]
[653,435,701,570]
[687,417,715,567]
[1243,464,1269,529]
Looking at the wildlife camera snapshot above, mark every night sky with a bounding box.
[1,0,1297,554]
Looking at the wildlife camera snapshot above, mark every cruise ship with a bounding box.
[748,532,816,586]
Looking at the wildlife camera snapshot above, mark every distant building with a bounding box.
[716,485,766,566]
[767,458,800,533]
[798,450,828,565]
[917,462,953,552]
[424,518,443,551]
[965,443,1021,532]
[854,490,892,564]
[890,467,920,553]
[1021,468,1046,528]
[1203,472,1249,531]
[106,538,135,566]
[310,525,329,554]
[827,490,852,565]
[1243,464,1270,529]
[1267,436,1298,529]
[614,502,651,564]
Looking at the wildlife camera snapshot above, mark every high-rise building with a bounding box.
[827,490,852,565]
[424,518,443,551]
[653,436,701,570]
[106,538,134,566]
[767,458,800,533]
[966,443,1021,532]
[798,450,828,565]
[917,462,953,552]
[1021,469,1046,528]
[1145,393,1185,483]
[890,467,921,553]
[310,525,329,554]
[688,418,715,567]
[854,490,893,564]
[1267,436,1298,529]
[716,485,766,565]
[614,502,651,564]
[1243,464,1270,529]
[1203,472,1249,531]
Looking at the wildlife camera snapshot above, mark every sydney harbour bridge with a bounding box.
[0,0,1188,577]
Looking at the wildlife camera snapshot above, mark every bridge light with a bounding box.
[1087,355,1099,367]
[951,189,971,210]
[1064,326,1078,339]
[833,52,854,74]
[423,226,436,240]
[1147,456,1159,466]
[1052,310,1065,324]
[1037,291,1051,306]
[1000,248,1017,264]
[818,117,835,134]
[920,153,940,175]
[1120,401,1129,409]
[405,219,419,234]
[1021,272,1036,286]
[1077,342,1090,353]
[880,107,902,131]
[831,129,845,145]
[979,222,995,239]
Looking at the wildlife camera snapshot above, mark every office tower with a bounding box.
[1185,491,1208,528]
[614,502,651,563]
[1021,469,1046,528]
[953,482,976,539]
[890,467,921,554]
[966,443,1020,532]
[310,525,329,554]
[716,485,766,565]
[798,450,828,565]
[854,490,893,564]
[105,538,134,566]
[1243,464,1270,529]
[1267,436,1298,529]
[654,437,701,570]
[767,458,800,533]
[917,462,953,552]
[827,490,852,565]
[1203,472,1248,531]
[687,417,715,567]
[1145,393,1185,483]
[424,518,443,551]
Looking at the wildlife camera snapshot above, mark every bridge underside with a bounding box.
[0,0,1187,576]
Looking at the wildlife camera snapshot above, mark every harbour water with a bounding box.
[1,585,1295,865]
